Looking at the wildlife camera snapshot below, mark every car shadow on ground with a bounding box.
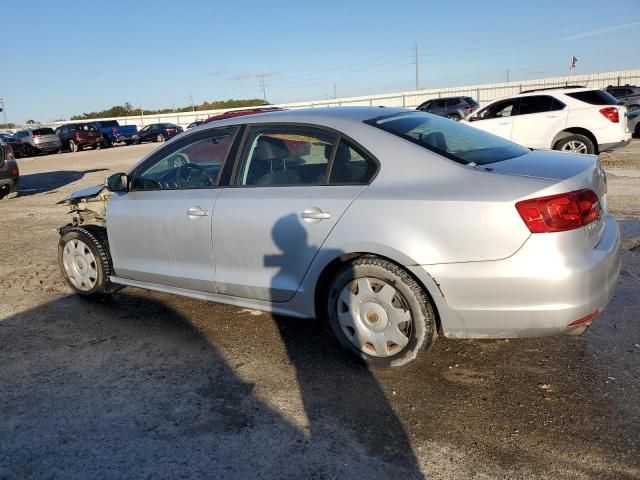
[18,169,108,196]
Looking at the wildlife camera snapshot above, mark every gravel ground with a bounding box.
[1,141,639,479]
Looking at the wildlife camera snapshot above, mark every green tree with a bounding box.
[26,119,36,124]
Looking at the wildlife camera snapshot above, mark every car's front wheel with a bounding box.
[326,256,436,368]
[58,227,117,297]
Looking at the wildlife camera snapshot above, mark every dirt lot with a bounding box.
[1,141,640,479]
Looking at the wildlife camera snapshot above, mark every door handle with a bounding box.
[301,208,331,222]
[186,206,208,217]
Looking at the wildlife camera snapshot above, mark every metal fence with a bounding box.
[43,69,640,129]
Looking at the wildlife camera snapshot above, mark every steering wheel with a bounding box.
[169,152,190,169]
[177,163,211,188]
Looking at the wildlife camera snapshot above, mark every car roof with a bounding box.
[198,106,406,130]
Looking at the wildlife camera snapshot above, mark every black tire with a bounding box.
[447,113,461,121]
[69,140,78,153]
[155,134,164,143]
[91,143,98,150]
[628,104,639,112]
[554,134,595,155]
[124,140,133,146]
[58,226,119,297]
[25,145,36,157]
[102,137,112,149]
[325,255,436,368]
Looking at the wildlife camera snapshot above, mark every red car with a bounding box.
[202,107,283,124]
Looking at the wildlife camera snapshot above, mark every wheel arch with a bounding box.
[552,128,599,154]
[312,251,443,335]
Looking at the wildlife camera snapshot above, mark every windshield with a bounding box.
[365,111,529,165]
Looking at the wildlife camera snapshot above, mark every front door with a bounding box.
[107,126,240,292]
[212,125,370,302]
[467,98,518,141]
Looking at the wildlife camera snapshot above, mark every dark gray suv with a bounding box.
[606,85,640,111]
[416,96,479,120]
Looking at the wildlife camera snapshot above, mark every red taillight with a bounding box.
[516,189,600,233]
[15,139,22,144]
[464,105,472,111]
[112,127,118,134]
[568,309,600,327]
[599,107,619,123]
[11,167,18,175]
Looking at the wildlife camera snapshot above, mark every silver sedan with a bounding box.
[57,107,621,367]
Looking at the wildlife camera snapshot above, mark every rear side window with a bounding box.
[77,124,97,132]
[464,97,479,107]
[33,128,55,135]
[366,111,529,166]
[329,139,378,185]
[235,127,337,186]
[566,90,619,105]
[517,95,565,115]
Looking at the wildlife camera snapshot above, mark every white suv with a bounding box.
[464,87,631,154]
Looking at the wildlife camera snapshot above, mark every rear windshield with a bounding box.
[33,128,55,135]
[463,97,479,106]
[566,90,619,105]
[365,111,529,166]
[160,123,177,128]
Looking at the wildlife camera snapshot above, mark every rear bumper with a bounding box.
[599,138,631,152]
[33,141,62,152]
[409,215,621,339]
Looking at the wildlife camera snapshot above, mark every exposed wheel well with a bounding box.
[552,128,599,154]
[314,252,442,334]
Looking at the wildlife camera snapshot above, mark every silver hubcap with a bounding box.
[561,140,588,154]
[157,134,164,142]
[62,239,98,291]
[337,277,411,357]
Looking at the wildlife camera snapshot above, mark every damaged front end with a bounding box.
[57,184,112,229]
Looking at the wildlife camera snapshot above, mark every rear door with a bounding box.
[212,125,371,302]
[510,95,568,149]
[467,98,518,141]
[107,126,240,292]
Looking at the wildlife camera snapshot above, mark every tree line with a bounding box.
[70,99,268,120]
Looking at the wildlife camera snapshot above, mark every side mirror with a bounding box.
[105,172,128,192]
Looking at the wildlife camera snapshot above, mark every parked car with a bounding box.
[628,108,640,137]
[0,133,26,158]
[56,107,620,368]
[606,85,640,112]
[13,128,62,156]
[416,96,479,120]
[0,140,19,199]
[55,123,102,152]
[202,107,283,124]
[186,120,204,129]
[465,87,631,154]
[134,123,183,143]
[93,120,138,148]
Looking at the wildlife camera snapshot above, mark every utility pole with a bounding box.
[257,73,267,103]
[189,93,195,112]
[413,42,419,91]
[506,69,510,83]
[140,104,144,127]
[333,81,337,99]
[0,97,6,125]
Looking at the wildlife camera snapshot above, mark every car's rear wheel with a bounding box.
[555,134,595,155]
[58,227,118,297]
[102,137,112,149]
[628,104,639,112]
[69,140,78,152]
[156,134,164,143]
[25,145,36,157]
[326,256,436,368]
[447,113,461,121]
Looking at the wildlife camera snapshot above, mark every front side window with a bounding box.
[131,127,238,191]
[475,99,518,120]
[234,127,337,186]
[366,111,529,166]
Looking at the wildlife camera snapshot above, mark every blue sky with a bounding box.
[2,0,639,123]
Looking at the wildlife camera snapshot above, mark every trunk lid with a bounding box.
[483,149,608,245]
